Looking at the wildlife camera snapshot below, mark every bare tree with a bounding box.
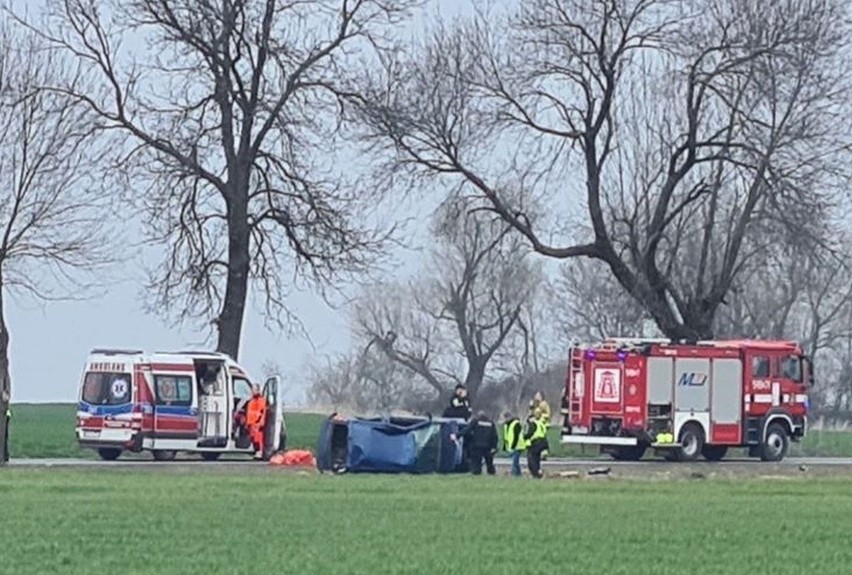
[356,0,851,340]
[22,0,416,359]
[556,258,650,343]
[307,349,435,413]
[307,354,365,411]
[0,22,110,463]
[354,196,543,403]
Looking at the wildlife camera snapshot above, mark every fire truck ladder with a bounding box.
[601,337,671,349]
[564,356,584,434]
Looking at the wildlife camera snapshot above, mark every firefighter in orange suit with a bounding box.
[246,384,268,459]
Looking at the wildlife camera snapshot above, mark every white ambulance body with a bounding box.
[76,349,285,461]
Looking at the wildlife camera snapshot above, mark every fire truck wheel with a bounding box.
[152,450,177,462]
[701,445,728,461]
[675,424,704,462]
[200,452,221,462]
[760,423,789,462]
[610,445,647,461]
[97,448,122,461]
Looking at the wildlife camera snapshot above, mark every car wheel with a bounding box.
[152,450,177,462]
[610,445,647,461]
[97,448,122,461]
[701,445,728,461]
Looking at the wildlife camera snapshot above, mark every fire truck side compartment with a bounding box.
[710,358,742,444]
[673,358,710,441]
[646,357,673,435]
[647,357,673,404]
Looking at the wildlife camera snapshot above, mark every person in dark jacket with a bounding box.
[461,411,498,475]
[444,385,473,471]
[442,384,472,420]
[524,414,549,479]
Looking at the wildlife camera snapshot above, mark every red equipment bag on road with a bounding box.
[269,450,316,467]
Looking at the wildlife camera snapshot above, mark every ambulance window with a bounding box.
[752,357,770,378]
[82,373,131,405]
[781,356,803,382]
[233,377,252,400]
[154,375,193,406]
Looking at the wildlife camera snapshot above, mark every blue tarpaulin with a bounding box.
[316,415,468,474]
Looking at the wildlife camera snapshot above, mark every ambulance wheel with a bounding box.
[701,445,728,461]
[152,450,177,462]
[610,445,647,461]
[760,423,789,462]
[675,424,704,462]
[97,448,122,461]
[200,452,221,462]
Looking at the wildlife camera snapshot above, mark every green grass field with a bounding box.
[8,403,852,459]
[1,469,851,574]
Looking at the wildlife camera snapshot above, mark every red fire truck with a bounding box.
[560,338,813,462]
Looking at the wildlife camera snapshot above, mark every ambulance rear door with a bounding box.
[77,362,134,446]
[262,376,287,457]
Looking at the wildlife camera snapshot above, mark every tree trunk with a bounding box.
[0,284,11,465]
[216,195,251,360]
[638,290,716,342]
[464,361,486,405]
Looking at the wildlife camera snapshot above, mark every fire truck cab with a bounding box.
[560,338,813,462]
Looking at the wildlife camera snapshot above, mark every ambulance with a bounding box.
[75,349,286,461]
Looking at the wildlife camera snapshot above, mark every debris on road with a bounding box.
[557,471,580,479]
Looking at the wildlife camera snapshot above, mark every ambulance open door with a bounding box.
[262,376,287,458]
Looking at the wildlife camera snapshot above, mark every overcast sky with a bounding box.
[7,0,477,404]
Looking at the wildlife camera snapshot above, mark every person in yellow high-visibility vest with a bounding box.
[501,411,526,477]
[524,415,549,479]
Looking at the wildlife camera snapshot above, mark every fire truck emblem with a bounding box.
[594,368,621,403]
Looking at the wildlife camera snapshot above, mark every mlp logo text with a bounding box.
[678,372,707,387]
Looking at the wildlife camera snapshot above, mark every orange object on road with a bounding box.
[268,449,316,467]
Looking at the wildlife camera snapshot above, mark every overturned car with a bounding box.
[316,414,470,474]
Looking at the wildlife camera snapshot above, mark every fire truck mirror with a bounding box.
[803,356,815,387]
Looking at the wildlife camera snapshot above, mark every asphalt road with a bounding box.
[8,456,852,467]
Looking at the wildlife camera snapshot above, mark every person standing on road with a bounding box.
[528,391,551,424]
[528,391,552,461]
[443,384,472,420]
[245,384,268,460]
[461,411,498,476]
[501,411,525,477]
[444,385,473,472]
[524,414,549,479]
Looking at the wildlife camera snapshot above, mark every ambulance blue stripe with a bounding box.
[77,402,133,416]
[77,402,194,417]
[154,405,195,416]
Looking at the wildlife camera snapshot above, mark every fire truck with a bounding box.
[560,338,813,462]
